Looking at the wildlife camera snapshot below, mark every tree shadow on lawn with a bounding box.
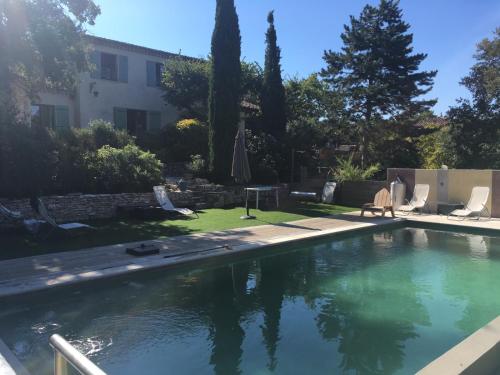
[0,217,197,260]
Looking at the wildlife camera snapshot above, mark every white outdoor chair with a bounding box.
[153,186,198,218]
[0,202,22,222]
[37,198,94,236]
[447,187,490,220]
[398,184,430,215]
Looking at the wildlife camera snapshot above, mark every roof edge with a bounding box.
[84,34,197,61]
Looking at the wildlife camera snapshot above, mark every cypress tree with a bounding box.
[321,0,437,166]
[261,11,287,139]
[208,0,241,182]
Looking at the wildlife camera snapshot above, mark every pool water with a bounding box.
[1,227,500,375]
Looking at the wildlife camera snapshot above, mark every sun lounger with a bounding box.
[361,188,395,217]
[448,187,490,220]
[397,184,430,215]
[37,198,93,234]
[153,186,198,217]
[0,202,22,222]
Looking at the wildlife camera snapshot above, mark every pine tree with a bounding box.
[261,11,287,139]
[208,0,241,182]
[321,0,437,166]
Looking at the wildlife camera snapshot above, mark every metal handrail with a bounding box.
[49,334,107,375]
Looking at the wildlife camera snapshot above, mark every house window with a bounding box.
[31,105,69,129]
[114,107,162,134]
[31,104,54,128]
[90,51,128,82]
[101,52,118,81]
[147,61,164,87]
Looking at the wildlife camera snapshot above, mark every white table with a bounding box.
[244,186,280,209]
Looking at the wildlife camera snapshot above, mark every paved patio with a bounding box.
[0,212,499,298]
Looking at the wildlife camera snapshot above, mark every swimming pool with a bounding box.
[1,226,500,374]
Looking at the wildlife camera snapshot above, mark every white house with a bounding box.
[30,35,182,134]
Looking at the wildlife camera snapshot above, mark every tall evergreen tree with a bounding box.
[321,0,436,166]
[208,0,241,182]
[261,11,287,139]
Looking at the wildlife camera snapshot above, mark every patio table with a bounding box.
[244,186,280,210]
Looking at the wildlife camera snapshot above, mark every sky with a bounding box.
[88,0,500,115]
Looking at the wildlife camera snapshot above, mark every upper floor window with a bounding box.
[146,61,163,87]
[101,52,117,81]
[90,50,128,83]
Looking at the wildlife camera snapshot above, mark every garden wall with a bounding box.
[0,189,245,224]
[388,168,500,217]
[336,181,387,207]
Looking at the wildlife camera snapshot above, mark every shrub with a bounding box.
[332,154,380,183]
[0,121,59,197]
[176,118,202,130]
[0,116,163,197]
[89,119,133,149]
[245,130,281,184]
[87,145,163,193]
[161,119,209,162]
[187,154,207,178]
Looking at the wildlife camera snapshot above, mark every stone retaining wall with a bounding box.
[0,189,245,223]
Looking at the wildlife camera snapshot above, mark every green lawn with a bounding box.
[0,202,356,260]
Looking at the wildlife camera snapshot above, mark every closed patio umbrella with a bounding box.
[231,128,253,219]
[231,128,251,183]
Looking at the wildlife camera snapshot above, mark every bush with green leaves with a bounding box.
[332,154,380,183]
[86,144,162,193]
[0,117,163,197]
[88,119,133,149]
[159,118,209,163]
[187,154,207,178]
[0,120,59,197]
[245,129,283,184]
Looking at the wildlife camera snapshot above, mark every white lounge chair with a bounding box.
[153,186,198,217]
[398,184,430,215]
[37,198,93,233]
[0,203,22,222]
[448,187,490,220]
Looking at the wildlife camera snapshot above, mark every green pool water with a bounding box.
[1,226,500,375]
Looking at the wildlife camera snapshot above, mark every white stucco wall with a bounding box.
[77,43,178,128]
[32,39,179,129]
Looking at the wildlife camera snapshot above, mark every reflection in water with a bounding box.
[314,232,429,374]
[208,266,245,375]
[259,256,287,371]
[1,228,500,375]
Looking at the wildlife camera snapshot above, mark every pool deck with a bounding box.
[0,212,499,298]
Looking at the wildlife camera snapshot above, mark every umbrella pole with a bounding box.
[241,187,255,220]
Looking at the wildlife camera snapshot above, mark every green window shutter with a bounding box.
[146,61,156,86]
[90,50,101,79]
[147,111,161,132]
[113,107,127,130]
[40,105,54,128]
[118,55,128,83]
[54,105,70,130]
